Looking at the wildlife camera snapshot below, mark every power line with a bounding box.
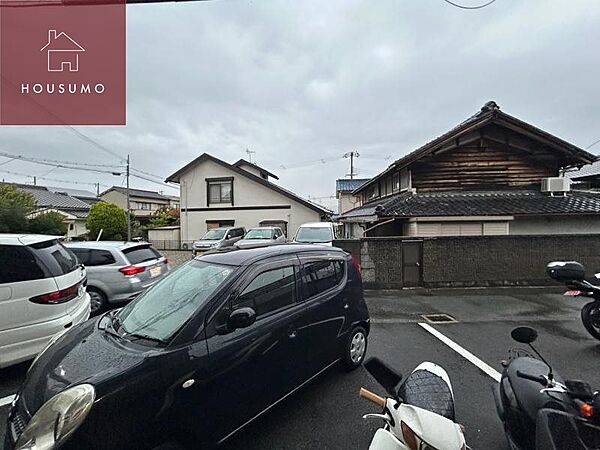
[0,151,123,169]
[0,168,109,187]
[442,0,497,9]
[586,138,600,150]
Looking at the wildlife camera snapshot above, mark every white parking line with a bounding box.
[418,322,502,383]
[0,394,15,408]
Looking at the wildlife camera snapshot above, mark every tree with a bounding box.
[28,211,68,236]
[0,184,35,233]
[147,207,179,228]
[86,202,127,240]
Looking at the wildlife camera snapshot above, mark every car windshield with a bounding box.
[117,260,235,342]
[201,229,226,240]
[295,226,333,243]
[244,229,273,239]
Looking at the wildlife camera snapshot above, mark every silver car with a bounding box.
[192,226,246,256]
[66,241,170,315]
[235,226,286,248]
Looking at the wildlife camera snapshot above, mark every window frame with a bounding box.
[206,177,234,206]
[206,256,301,331]
[297,255,347,302]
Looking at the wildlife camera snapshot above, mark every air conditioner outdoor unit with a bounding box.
[541,177,570,193]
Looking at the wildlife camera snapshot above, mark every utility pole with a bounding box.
[95,183,100,197]
[343,151,360,179]
[126,154,131,241]
[33,176,37,186]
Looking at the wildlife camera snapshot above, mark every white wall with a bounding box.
[179,159,322,241]
[338,192,362,214]
[510,216,600,235]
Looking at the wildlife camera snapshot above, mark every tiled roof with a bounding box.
[338,189,600,219]
[102,186,169,200]
[566,161,600,180]
[18,185,91,211]
[48,186,97,200]
[336,178,369,192]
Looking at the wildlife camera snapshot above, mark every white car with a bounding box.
[235,226,287,248]
[292,222,340,246]
[0,234,91,368]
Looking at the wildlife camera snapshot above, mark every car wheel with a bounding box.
[88,288,107,316]
[344,326,368,371]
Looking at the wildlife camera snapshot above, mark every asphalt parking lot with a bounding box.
[2,287,599,449]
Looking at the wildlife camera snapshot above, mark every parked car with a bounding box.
[5,244,369,450]
[235,226,286,248]
[292,222,339,246]
[66,241,170,315]
[192,226,245,255]
[0,234,90,369]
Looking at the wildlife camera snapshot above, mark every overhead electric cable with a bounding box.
[442,0,496,9]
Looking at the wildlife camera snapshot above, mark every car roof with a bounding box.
[200,243,347,266]
[65,241,153,251]
[0,233,61,246]
[298,222,333,228]
[247,226,278,230]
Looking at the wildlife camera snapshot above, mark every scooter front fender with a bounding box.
[368,428,407,450]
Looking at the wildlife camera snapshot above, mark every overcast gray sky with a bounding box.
[1,0,599,211]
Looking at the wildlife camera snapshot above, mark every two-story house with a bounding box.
[100,186,172,223]
[165,153,331,243]
[338,101,600,237]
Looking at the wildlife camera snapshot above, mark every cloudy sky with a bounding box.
[1,0,599,211]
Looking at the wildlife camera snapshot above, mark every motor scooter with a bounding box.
[360,357,467,450]
[493,326,600,449]
[546,261,600,341]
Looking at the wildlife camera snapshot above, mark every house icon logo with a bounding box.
[40,30,85,72]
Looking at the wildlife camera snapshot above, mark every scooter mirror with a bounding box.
[364,357,403,397]
[511,327,538,344]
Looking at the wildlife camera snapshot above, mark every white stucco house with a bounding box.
[166,154,331,247]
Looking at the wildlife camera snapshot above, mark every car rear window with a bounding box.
[29,239,79,277]
[122,245,162,265]
[301,260,345,298]
[0,245,47,283]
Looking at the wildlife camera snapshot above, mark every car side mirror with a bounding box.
[511,326,538,344]
[227,307,256,331]
[226,234,231,239]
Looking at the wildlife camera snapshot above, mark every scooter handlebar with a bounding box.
[516,370,548,386]
[359,388,386,407]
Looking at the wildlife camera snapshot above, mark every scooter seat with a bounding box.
[398,369,456,421]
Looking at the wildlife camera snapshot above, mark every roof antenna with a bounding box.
[246,148,256,164]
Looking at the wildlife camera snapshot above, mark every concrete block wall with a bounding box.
[335,234,600,289]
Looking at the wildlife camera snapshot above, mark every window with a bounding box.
[234,266,296,317]
[70,248,91,265]
[393,172,400,192]
[302,260,345,298]
[29,239,78,276]
[365,184,379,201]
[207,177,233,205]
[122,245,161,264]
[385,177,392,196]
[118,260,235,342]
[206,221,234,231]
[90,250,116,266]
[0,245,46,283]
[400,168,411,191]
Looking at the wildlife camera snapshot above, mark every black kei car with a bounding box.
[5,244,370,450]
